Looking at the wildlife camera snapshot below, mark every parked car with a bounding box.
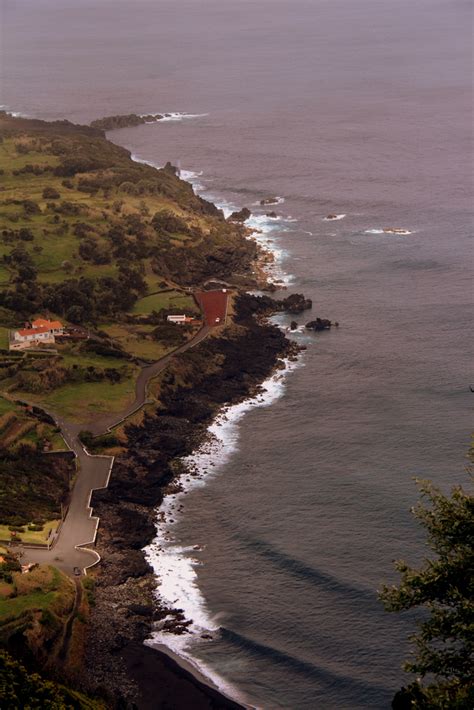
[73,566,81,576]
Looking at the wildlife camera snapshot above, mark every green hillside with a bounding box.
[0,112,256,421]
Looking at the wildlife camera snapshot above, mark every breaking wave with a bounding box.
[365,228,412,235]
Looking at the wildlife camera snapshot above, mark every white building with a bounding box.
[167,314,193,325]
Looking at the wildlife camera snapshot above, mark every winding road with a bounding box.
[20,292,227,576]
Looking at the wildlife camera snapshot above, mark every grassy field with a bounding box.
[19,371,139,422]
[0,519,59,545]
[0,564,74,624]
[100,322,173,359]
[131,290,198,315]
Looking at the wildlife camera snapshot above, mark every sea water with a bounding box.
[2,1,472,707]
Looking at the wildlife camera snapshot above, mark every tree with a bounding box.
[380,477,474,709]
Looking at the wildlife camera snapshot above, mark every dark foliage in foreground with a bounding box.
[0,650,104,709]
[380,473,474,709]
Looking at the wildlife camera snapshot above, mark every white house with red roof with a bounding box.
[9,317,64,350]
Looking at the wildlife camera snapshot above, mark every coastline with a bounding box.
[144,356,302,705]
[85,291,301,707]
[136,161,305,705]
[81,149,303,706]
[0,109,301,708]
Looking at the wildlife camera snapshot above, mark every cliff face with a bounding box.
[84,295,297,705]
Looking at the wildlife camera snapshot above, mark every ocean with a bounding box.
[2,1,472,707]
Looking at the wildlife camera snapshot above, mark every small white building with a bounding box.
[167,314,193,325]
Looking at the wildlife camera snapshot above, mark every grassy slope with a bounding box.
[0,113,254,422]
[131,289,197,315]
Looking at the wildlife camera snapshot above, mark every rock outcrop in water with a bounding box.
[281,293,313,314]
[229,207,251,222]
[306,318,333,331]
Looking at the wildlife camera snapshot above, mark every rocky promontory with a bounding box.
[90,113,163,131]
[239,292,313,315]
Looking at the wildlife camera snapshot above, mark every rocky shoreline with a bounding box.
[83,293,302,708]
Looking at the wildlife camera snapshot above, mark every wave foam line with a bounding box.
[130,150,295,285]
[161,112,209,122]
[0,104,27,117]
[145,358,302,699]
[365,228,412,235]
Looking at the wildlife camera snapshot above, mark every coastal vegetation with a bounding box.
[380,475,474,709]
[84,293,299,701]
[0,650,104,709]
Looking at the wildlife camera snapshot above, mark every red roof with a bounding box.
[18,327,51,337]
[32,318,62,329]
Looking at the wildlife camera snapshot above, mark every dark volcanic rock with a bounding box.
[266,211,278,218]
[260,197,279,205]
[229,207,251,222]
[306,318,332,331]
[128,603,154,617]
[290,321,298,331]
[85,292,294,708]
[281,293,313,314]
[90,113,163,131]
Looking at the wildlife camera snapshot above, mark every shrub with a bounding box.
[22,200,41,216]
[42,186,60,199]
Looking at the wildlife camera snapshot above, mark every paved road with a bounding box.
[21,417,113,575]
[88,324,210,435]
[21,295,226,575]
